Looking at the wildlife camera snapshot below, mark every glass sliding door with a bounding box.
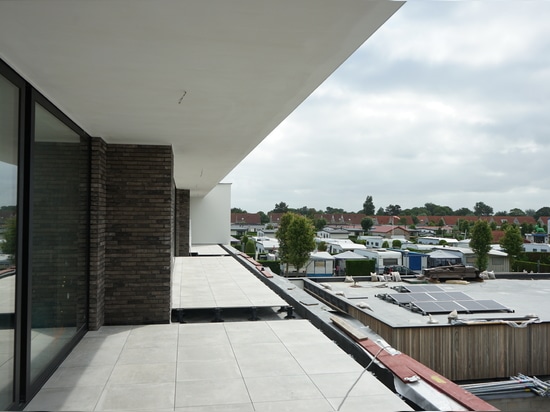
[0,72,19,409]
[29,101,89,384]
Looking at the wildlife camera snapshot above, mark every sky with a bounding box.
[222,1,550,215]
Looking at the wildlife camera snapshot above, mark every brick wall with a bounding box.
[175,189,190,256]
[89,137,106,330]
[103,144,174,324]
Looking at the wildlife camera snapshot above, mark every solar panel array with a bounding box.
[376,284,514,316]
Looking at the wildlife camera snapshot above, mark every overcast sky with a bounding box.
[222,1,550,215]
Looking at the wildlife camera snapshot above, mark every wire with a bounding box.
[337,344,390,411]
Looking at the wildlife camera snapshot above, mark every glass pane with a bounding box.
[0,73,18,408]
[30,103,89,383]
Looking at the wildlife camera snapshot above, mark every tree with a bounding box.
[534,207,550,220]
[272,202,289,213]
[362,195,375,215]
[276,212,316,274]
[360,217,373,232]
[376,207,385,216]
[245,239,256,256]
[454,207,473,216]
[508,208,526,216]
[2,216,17,258]
[500,225,524,264]
[469,220,493,271]
[382,240,389,248]
[258,211,269,224]
[385,204,402,216]
[231,207,247,213]
[325,206,346,214]
[392,239,402,248]
[474,201,493,216]
[313,217,327,231]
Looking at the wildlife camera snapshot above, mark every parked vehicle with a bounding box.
[383,265,418,276]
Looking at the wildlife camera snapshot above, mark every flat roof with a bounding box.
[309,277,550,327]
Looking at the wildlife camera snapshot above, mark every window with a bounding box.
[0,68,19,410]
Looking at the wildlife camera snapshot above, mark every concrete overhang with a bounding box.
[0,0,403,197]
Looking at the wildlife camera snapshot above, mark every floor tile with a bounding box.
[61,345,122,367]
[96,382,175,410]
[175,403,254,411]
[253,398,334,412]
[224,322,280,344]
[175,378,251,408]
[109,362,176,384]
[177,343,234,362]
[24,385,104,411]
[244,375,324,403]
[43,365,114,388]
[176,359,241,381]
[118,346,177,365]
[309,371,388,398]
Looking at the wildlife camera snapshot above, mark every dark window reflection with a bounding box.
[30,103,89,383]
[0,73,18,408]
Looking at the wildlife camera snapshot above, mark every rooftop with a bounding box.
[25,251,413,411]
[308,276,550,327]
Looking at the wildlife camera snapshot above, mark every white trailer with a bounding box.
[354,248,402,273]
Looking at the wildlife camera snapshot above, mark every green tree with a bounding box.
[362,195,375,215]
[392,239,402,248]
[382,240,389,248]
[474,201,493,216]
[313,217,327,231]
[385,204,402,216]
[508,208,525,216]
[245,239,256,256]
[534,206,550,220]
[500,225,524,264]
[360,217,373,232]
[2,216,17,257]
[317,241,328,252]
[258,211,269,224]
[454,207,473,216]
[276,212,316,274]
[325,206,346,214]
[470,220,493,271]
[231,207,247,213]
[272,202,289,213]
[376,207,385,216]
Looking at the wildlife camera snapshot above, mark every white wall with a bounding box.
[190,183,231,245]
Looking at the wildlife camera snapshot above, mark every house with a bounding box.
[317,227,350,239]
[370,225,411,239]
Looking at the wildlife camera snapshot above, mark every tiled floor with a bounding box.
[172,256,288,310]
[25,320,412,411]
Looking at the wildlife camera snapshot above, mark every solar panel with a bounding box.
[387,292,437,305]
[377,287,514,315]
[445,291,472,300]
[399,285,444,293]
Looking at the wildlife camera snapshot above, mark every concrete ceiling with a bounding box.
[0,0,403,197]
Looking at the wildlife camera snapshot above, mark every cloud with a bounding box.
[223,1,550,214]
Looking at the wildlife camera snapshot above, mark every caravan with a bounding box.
[354,249,402,274]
